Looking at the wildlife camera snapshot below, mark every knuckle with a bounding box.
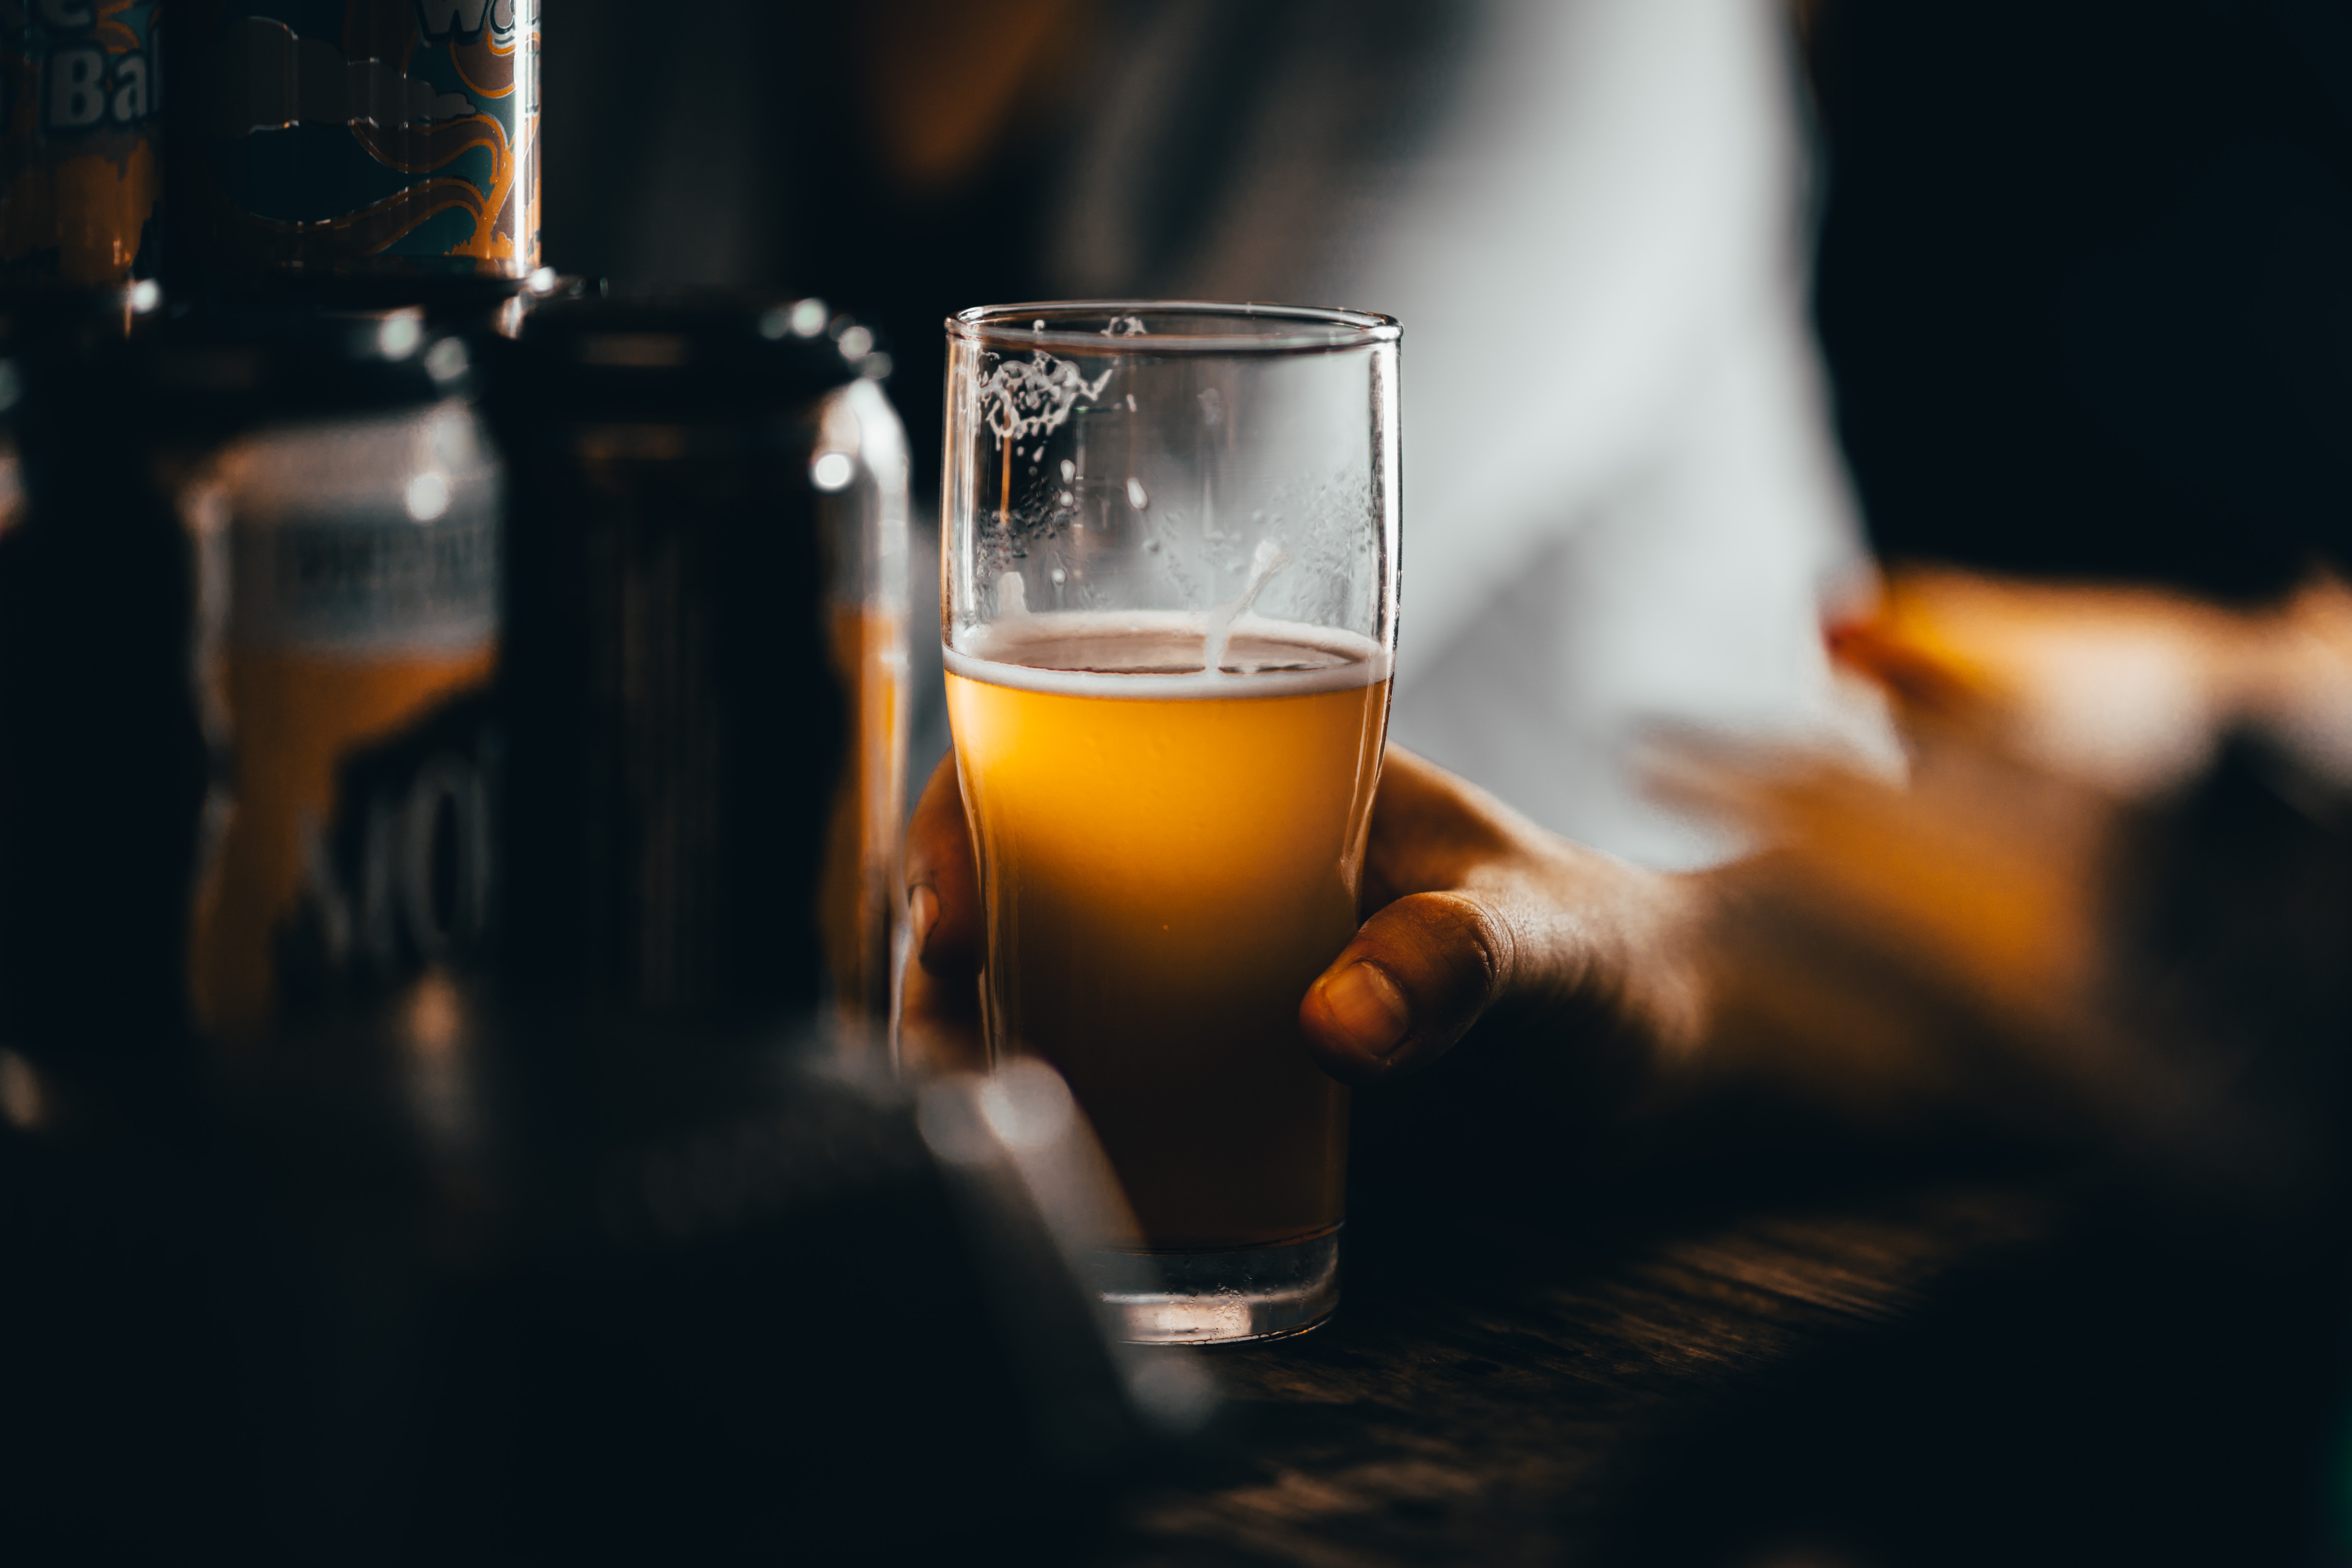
[1404,891,1514,1004]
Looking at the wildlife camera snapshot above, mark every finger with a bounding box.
[1299,890,1514,1086]
[904,749,981,977]
[898,932,987,1076]
[1359,746,1528,909]
[899,748,987,1075]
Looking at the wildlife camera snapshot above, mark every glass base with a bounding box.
[1083,1227,1341,1346]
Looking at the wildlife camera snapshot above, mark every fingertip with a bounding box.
[1301,957,1412,1084]
[1320,961,1411,1055]
[905,750,982,975]
[909,884,941,966]
[1301,891,1514,1085]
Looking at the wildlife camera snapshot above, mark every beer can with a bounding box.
[170,0,541,291]
[486,295,909,1040]
[0,0,163,291]
[0,307,498,1065]
[171,311,501,1053]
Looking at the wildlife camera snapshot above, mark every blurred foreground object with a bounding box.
[1662,568,2352,1211]
[486,293,909,1038]
[0,295,909,1066]
[0,305,1147,1557]
[182,309,502,1052]
[0,1031,1202,1559]
[0,308,505,1073]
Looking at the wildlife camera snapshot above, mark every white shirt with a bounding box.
[1052,0,1879,867]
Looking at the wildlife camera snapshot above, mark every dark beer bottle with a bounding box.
[487,295,909,1041]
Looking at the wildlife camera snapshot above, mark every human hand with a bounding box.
[1290,749,1706,1085]
[899,751,988,1078]
[900,744,1708,1089]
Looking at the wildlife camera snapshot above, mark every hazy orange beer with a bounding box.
[943,302,1401,1343]
[947,617,1389,1250]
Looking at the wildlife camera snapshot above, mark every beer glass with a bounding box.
[942,302,1399,1343]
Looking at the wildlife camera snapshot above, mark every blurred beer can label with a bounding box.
[186,0,541,280]
[190,408,502,1043]
[234,506,497,651]
[0,0,163,288]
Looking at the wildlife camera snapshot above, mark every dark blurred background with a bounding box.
[544,0,2352,601]
[543,0,1463,495]
[1808,0,2352,601]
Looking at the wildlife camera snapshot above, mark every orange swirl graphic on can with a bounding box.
[188,0,541,282]
[0,0,161,289]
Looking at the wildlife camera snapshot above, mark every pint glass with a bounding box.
[942,302,1399,1343]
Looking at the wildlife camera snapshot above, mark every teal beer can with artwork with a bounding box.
[0,0,164,291]
[173,0,539,289]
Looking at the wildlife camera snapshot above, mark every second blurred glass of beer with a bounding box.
[943,302,1399,1343]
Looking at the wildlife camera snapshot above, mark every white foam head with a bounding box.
[947,610,1390,699]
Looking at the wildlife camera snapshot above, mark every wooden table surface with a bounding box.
[1093,1141,2345,1568]
[1099,1178,2051,1568]
[8,1022,2340,1564]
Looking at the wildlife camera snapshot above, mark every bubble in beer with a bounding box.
[1126,478,1149,511]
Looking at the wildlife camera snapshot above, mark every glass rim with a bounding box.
[946,300,1400,355]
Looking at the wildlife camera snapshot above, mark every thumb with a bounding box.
[1299,891,1514,1086]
